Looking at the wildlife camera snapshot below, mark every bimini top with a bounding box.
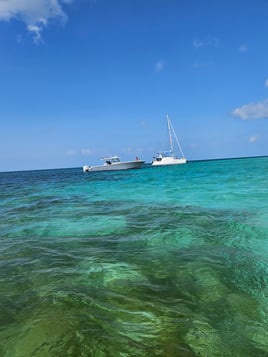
[154,150,174,157]
[102,156,121,164]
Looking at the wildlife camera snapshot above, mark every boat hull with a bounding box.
[83,161,145,172]
[152,157,187,166]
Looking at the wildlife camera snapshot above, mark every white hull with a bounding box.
[83,160,145,172]
[152,157,187,166]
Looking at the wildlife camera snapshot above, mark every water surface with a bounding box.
[1,157,268,356]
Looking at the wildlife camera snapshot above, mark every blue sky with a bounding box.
[1,0,268,171]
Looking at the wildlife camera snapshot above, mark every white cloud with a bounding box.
[265,79,268,87]
[232,99,268,120]
[155,60,165,72]
[193,39,204,49]
[0,0,72,43]
[238,44,248,53]
[81,148,93,155]
[249,135,258,143]
[192,37,219,49]
[27,23,43,44]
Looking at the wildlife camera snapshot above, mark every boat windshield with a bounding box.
[103,156,121,164]
[156,150,173,158]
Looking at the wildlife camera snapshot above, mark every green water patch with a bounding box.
[2,240,268,356]
[2,200,268,355]
[74,242,268,355]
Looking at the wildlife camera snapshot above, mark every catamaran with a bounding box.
[152,115,187,166]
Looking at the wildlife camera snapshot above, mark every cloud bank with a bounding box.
[232,99,268,120]
[0,0,73,43]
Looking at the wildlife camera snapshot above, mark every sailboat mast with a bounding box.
[167,115,174,157]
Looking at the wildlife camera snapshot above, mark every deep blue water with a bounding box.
[1,157,268,356]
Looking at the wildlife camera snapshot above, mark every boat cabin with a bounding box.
[103,156,121,165]
[153,150,174,161]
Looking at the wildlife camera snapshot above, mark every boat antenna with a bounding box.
[168,115,186,158]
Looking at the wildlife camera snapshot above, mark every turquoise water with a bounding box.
[1,157,268,356]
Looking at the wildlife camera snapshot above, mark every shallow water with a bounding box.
[1,157,268,356]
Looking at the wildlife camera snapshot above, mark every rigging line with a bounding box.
[167,115,174,157]
[169,118,186,158]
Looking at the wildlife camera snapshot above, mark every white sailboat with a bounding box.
[152,115,187,166]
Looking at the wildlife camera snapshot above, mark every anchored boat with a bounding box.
[83,156,145,172]
[152,115,187,166]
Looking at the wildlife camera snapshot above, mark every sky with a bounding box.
[1,0,268,171]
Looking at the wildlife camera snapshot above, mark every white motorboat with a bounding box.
[152,115,187,166]
[83,156,145,172]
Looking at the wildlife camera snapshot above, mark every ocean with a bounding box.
[1,156,268,356]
